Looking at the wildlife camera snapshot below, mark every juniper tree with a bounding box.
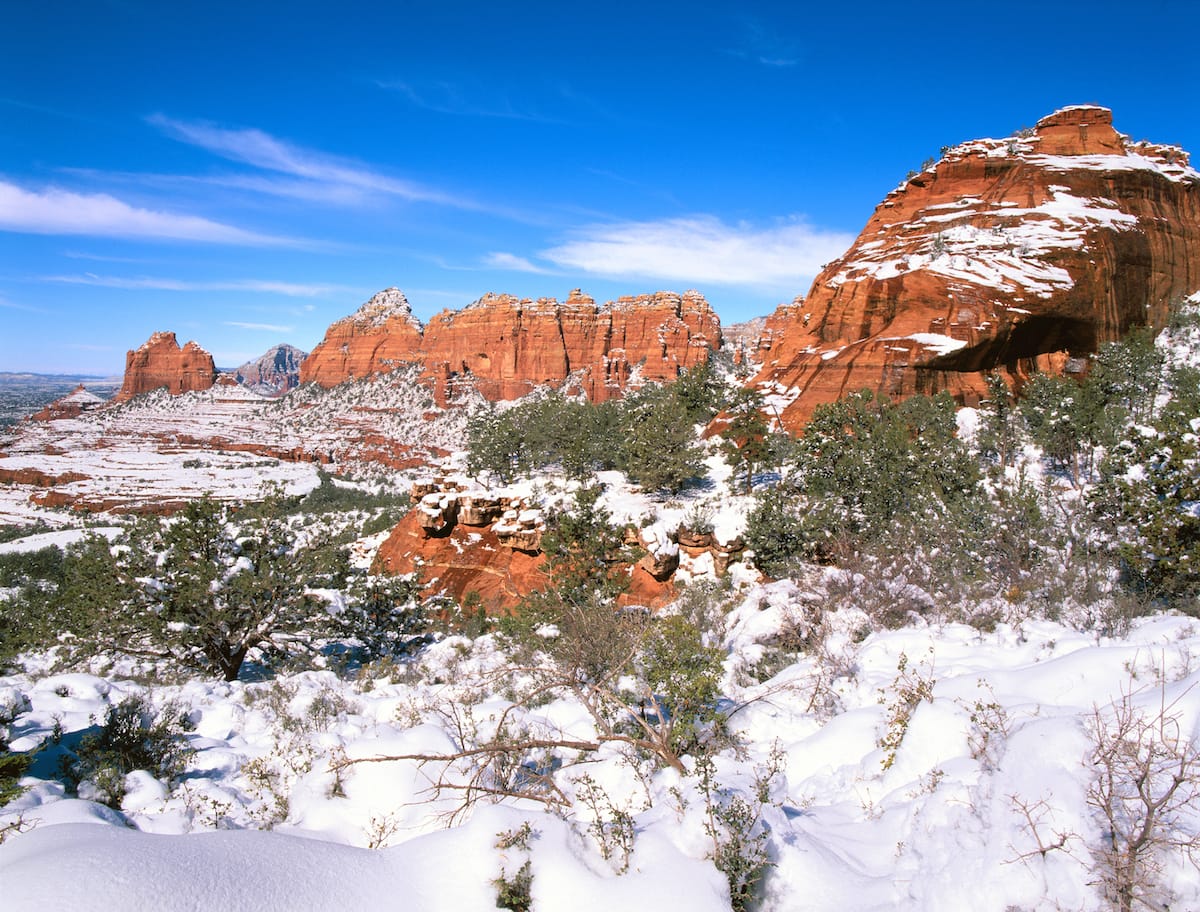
[977,372,1016,469]
[746,389,982,569]
[722,387,771,494]
[618,383,704,494]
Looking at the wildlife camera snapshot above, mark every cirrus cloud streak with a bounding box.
[538,216,854,289]
[44,274,346,297]
[0,179,294,246]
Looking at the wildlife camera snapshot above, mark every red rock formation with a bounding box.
[302,287,723,403]
[115,332,217,402]
[373,477,754,610]
[0,467,90,487]
[754,106,1200,430]
[373,509,549,612]
[300,288,424,388]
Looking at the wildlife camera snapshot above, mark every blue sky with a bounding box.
[2,0,1197,374]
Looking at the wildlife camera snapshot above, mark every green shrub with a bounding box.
[0,545,63,588]
[493,823,535,912]
[618,383,704,494]
[0,522,52,545]
[0,728,31,807]
[286,471,410,518]
[59,695,193,809]
[465,362,719,492]
[747,390,982,573]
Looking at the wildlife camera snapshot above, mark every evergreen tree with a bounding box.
[466,406,524,483]
[618,384,704,494]
[743,487,807,577]
[977,372,1016,469]
[746,389,982,569]
[722,388,771,494]
[1093,411,1200,607]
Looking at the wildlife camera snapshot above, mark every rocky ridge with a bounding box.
[231,344,308,396]
[301,287,722,402]
[753,105,1200,429]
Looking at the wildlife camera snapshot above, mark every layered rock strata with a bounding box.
[754,105,1200,430]
[298,288,424,388]
[115,332,218,402]
[302,287,722,403]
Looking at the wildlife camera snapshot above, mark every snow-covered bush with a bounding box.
[57,695,193,809]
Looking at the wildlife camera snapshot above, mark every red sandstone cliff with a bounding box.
[298,288,424,388]
[301,287,722,402]
[753,105,1200,430]
[114,332,218,402]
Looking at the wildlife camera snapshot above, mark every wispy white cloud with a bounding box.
[149,114,481,210]
[0,179,294,245]
[540,216,853,288]
[63,250,160,264]
[483,252,556,275]
[45,273,344,297]
[0,294,44,313]
[225,321,294,333]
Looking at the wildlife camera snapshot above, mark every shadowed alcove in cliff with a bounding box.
[925,315,1099,374]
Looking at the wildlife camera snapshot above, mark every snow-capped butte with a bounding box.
[349,287,421,329]
[754,105,1200,431]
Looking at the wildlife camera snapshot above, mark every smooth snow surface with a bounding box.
[0,810,727,912]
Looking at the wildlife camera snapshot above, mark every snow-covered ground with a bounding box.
[0,367,473,525]
[4,581,1200,911]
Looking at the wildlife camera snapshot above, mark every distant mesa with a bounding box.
[114,331,218,402]
[230,344,308,397]
[752,104,1200,430]
[29,384,106,422]
[300,286,723,403]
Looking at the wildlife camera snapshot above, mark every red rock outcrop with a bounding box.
[754,105,1200,430]
[114,332,218,402]
[373,479,751,611]
[299,288,424,388]
[302,287,722,403]
[373,509,550,612]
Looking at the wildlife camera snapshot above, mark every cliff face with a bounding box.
[298,288,424,389]
[232,344,307,396]
[301,287,722,402]
[754,105,1200,429]
[115,332,217,402]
